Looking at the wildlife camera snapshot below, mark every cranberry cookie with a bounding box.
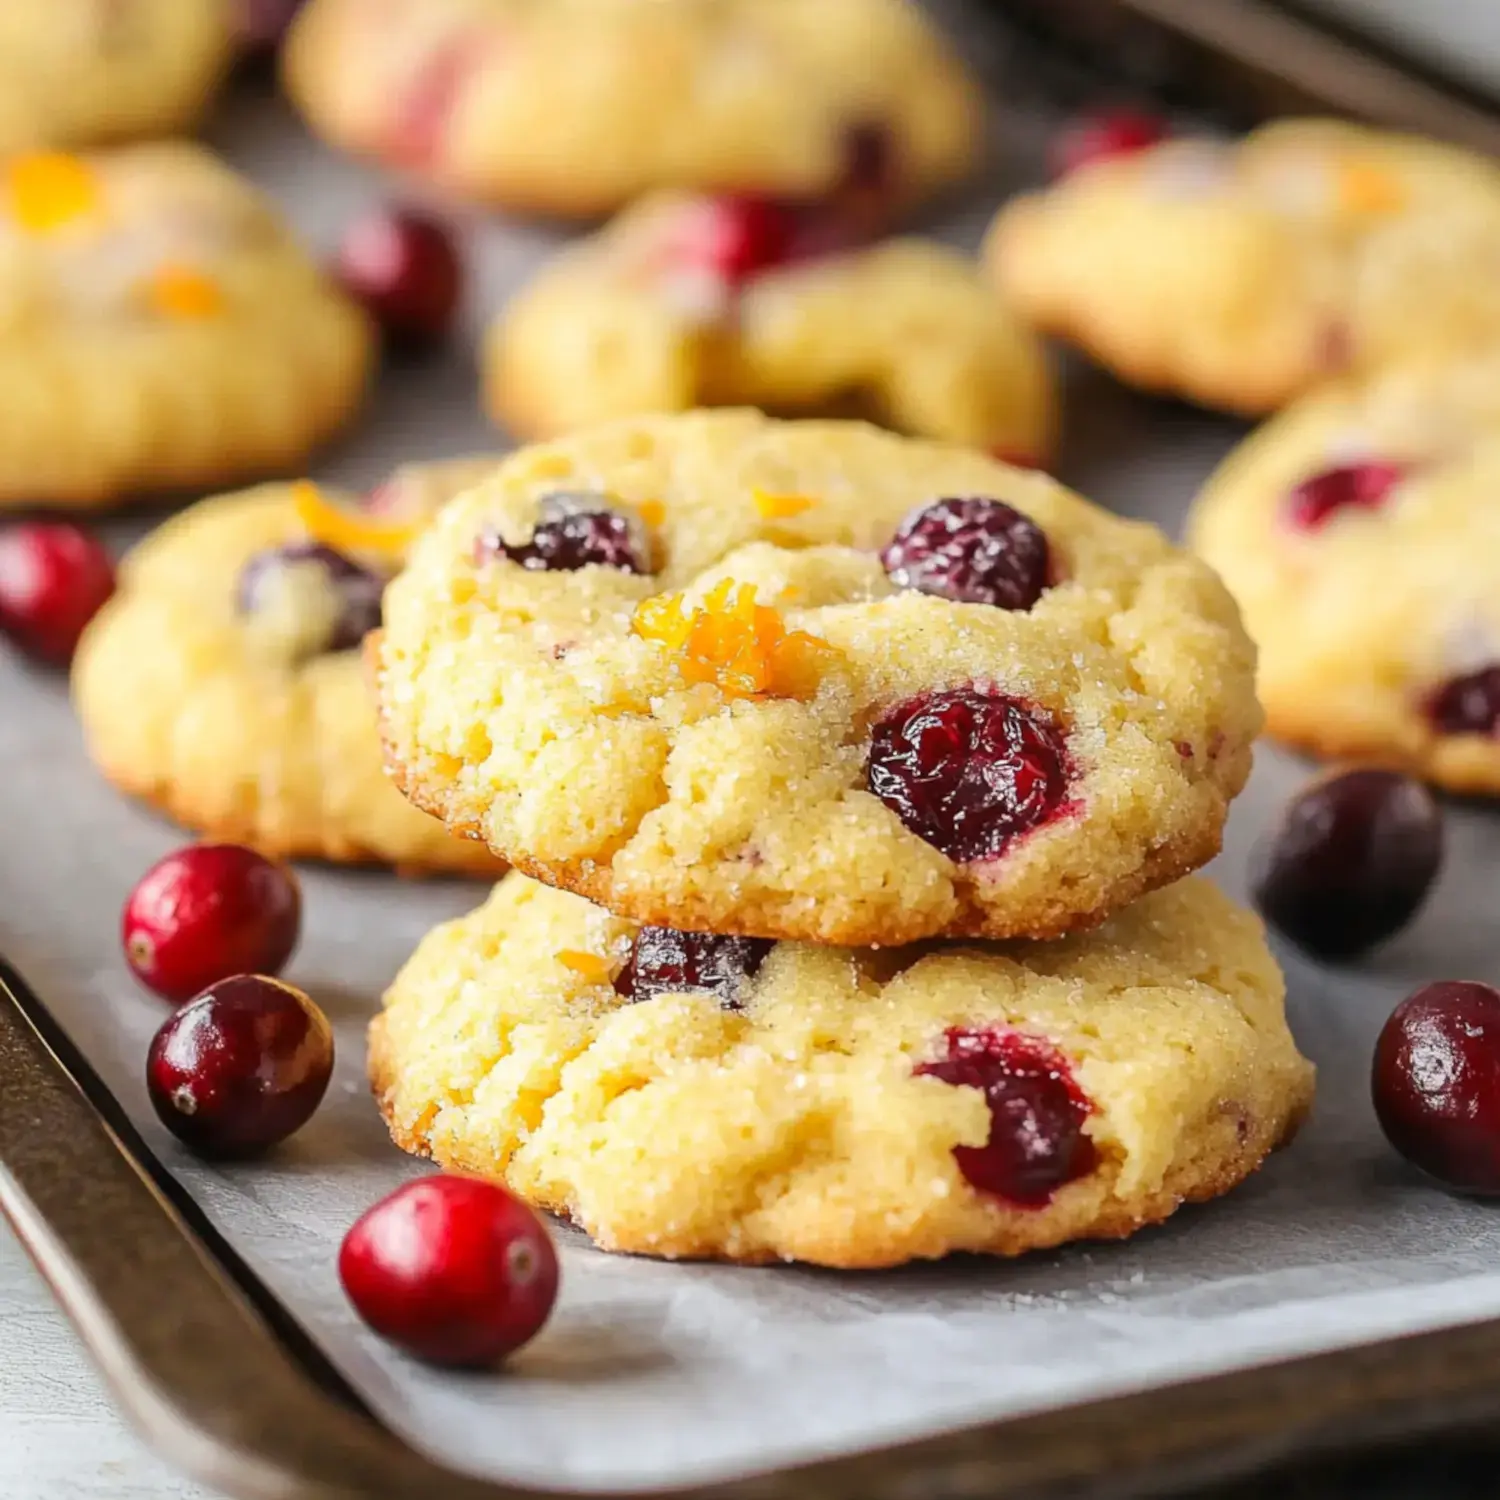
[373,412,1260,945]
[1189,351,1500,795]
[372,873,1313,1267]
[987,120,1500,415]
[283,0,981,217]
[0,142,373,511]
[73,461,503,872]
[486,192,1056,461]
[0,0,232,152]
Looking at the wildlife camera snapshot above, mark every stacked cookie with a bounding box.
[369,410,1314,1267]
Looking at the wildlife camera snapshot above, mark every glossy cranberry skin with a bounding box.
[340,1176,559,1367]
[1374,982,1500,1194]
[335,208,462,350]
[236,542,386,654]
[0,523,115,665]
[479,492,647,574]
[867,689,1071,864]
[1285,461,1405,531]
[916,1028,1097,1205]
[146,975,333,1157]
[615,928,772,1010]
[233,0,303,53]
[1250,770,1443,962]
[881,497,1051,610]
[673,195,798,285]
[1428,666,1500,738]
[1053,108,1168,177]
[123,844,302,1004]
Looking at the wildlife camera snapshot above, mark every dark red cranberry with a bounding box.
[1285,461,1405,531]
[146,975,333,1157]
[916,1028,1097,1205]
[1052,108,1168,177]
[1374,982,1500,1194]
[232,0,303,54]
[340,1176,559,1367]
[0,523,115,665]
[479,492,647,574]
[1428,666,1500,738]
[671,195,798,285]
[335,208,462,351]
[867,689,1071,863]
[1250,770,1443,962]
[881,497,1051,611]
[615,928,772,1011]
[123,844,302,1004]
[236,543,386,654]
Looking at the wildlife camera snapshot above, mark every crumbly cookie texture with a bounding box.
[73,462,505,872]
[371,873,1314,1268]
[374,411,1260,945]
[0,141,374,511]
[485,192,1057,459]
[0,0,233,152]
[283,0,982,216]
[1189,351,1500,795]
[987,119,1500,415]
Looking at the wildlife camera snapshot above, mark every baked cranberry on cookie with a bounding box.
[372,411,1260,944]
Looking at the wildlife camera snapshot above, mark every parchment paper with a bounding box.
[4,20,1500,1494]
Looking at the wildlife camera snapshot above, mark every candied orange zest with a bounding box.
[557,950,614,983]
[6,152,101,233]
[637,499,666,527]
[147,264,224,320]
[292,479,420,556]
[752,487,816,520]
[1337,161,1406,217]
[632,580,840,701]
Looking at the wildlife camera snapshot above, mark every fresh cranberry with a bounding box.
[340,1176,559,1367]
[236,543,386,654]
[867,689,1071,863]
[146,975,333,1157]
[1052,108,1168,177]
[1285,461,1405,531]
[123,844,302,1004]
[478,492,647,574]
[335,208,462,351]
[614,927,772,1010]
[671,195,798,285]
[916,1028,1097,1205]
[1373,982,1500,1194]
[232,0,303,54]
[0,523,115,665]
[1427,667,1500,738]
[1250,770,1443,962]
[881,497,1051,611]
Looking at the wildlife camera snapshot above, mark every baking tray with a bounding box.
[7,7,1500,1499]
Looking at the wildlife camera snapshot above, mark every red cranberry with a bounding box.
[237,542,387,654]
[1427,666,1500,738]
[0,523,115,666]
[1285,461,1405,531]
[615,928,772,1010]
[671,195,798,285]
[916,1028,1097,1205]
[233,0,303,54]
[867,688,1071,864]
[123,844,302,1004]
[335,208,462,350]
[1052,108,1168,177]
[1373,982,1500,1194]
[340,1176,559,1367]
[881,497,1051,611]
[478,492,647,574]
[146,975,332,1157]
[1251,770,1443,962]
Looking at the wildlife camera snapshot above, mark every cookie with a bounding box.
[987,119,1500,415]
[373,411,1260,945]
[73,461,504,872]
[1188,350,1500,796]
[0,141,374,511]
[283,0,982,217]
[485,191,1057,461]
[371,872,1314,1268]
[0,0,233,152]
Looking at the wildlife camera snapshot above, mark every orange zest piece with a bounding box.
[632,579,840,701]
[6,152,101,233]
[292,479,420,557]
[637,499,666,527]
[752,488,816,521]
[1337,160,1406,217]
[557,950,614,983]
[147,264,224,320]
